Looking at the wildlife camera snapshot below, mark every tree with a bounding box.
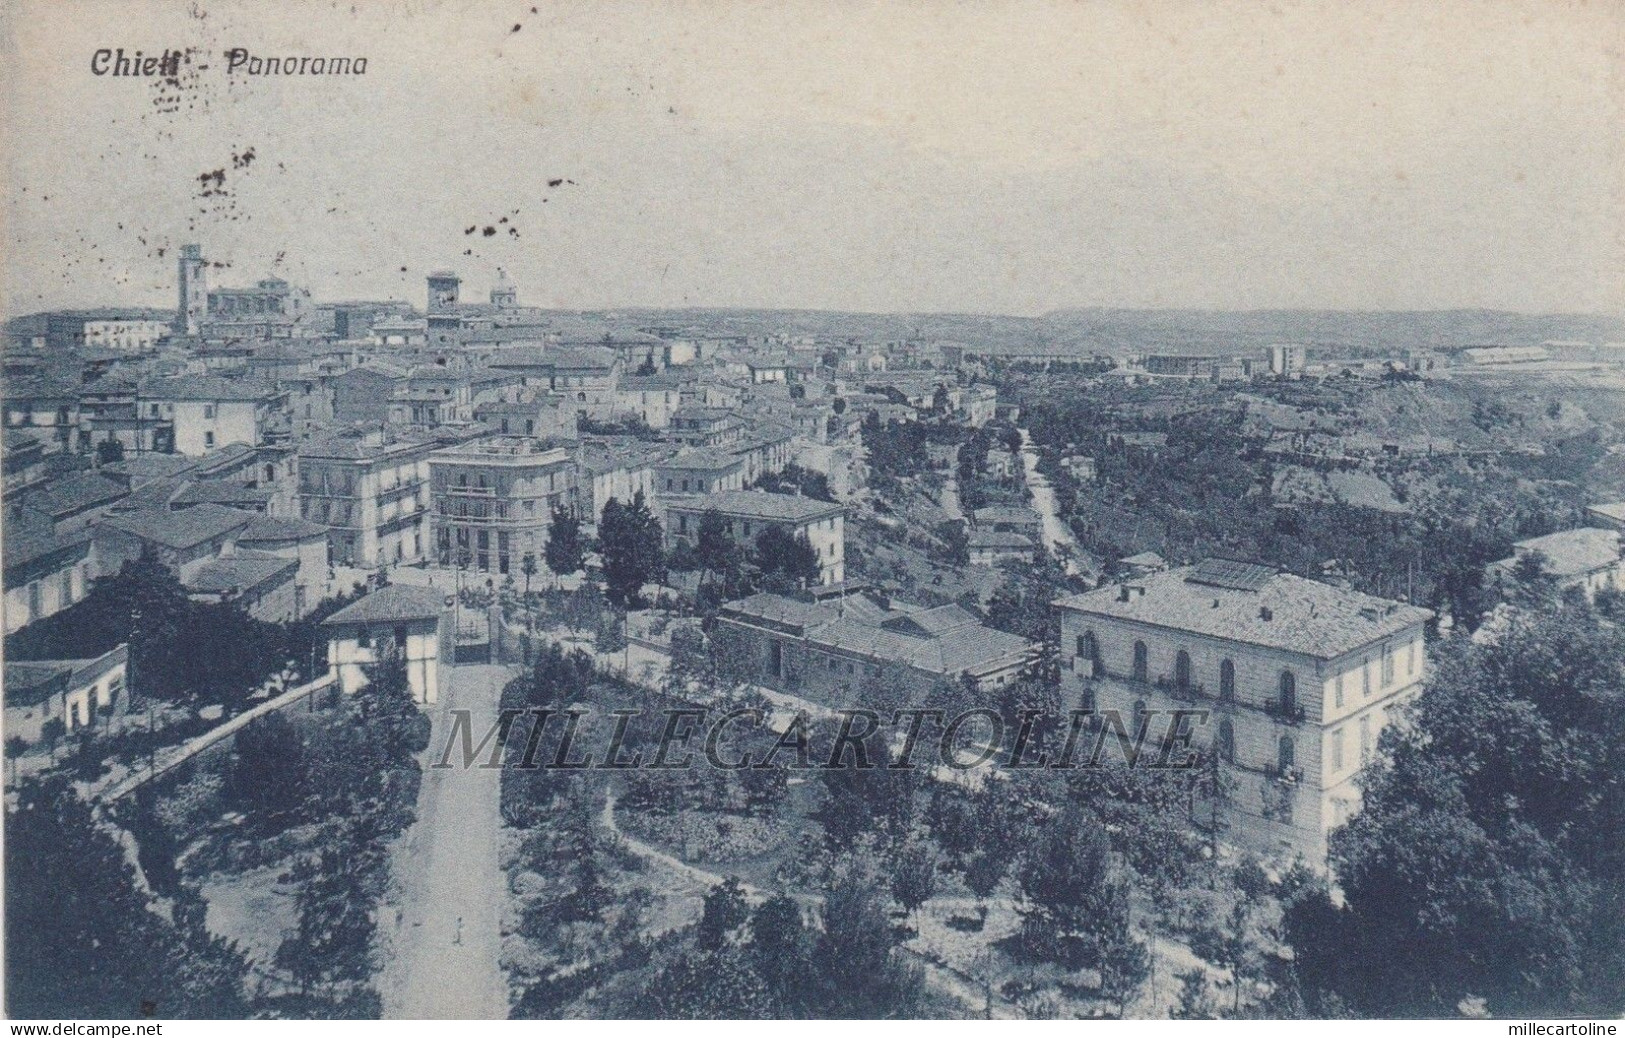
[753,525,821,591]
[813,864,924,1017]
[748,894,813,1010]
[544,507,585,578]
[226,711,308,825]
[275,834,377,995]
[5,734,26,784]
[692,509,741,586]
[889,840,938,919]
[6,777,248,1017]
[637,947,777,1018]
[1173,969,1220,1020]
[95,437,125,465]
[698,876,752,950]
[39,717,66,762]
[1095,921,1151,1017]
[598,491,665,608]
[1289,601,1625,1018]
[1017,804,1128,969]
[962,849,1006,925]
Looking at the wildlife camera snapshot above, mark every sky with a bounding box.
[2,0,1622,317]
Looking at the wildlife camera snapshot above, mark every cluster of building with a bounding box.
[1,253,999,697]
[12,250,1622,871]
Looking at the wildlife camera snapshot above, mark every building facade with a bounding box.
[298,432,433,568]
[322,585,452,706]
[1053,559,1432,865]
[428,437,577,576]
[666,490,846,585]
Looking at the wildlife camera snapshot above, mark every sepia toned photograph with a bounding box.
[1,0,1623,1027]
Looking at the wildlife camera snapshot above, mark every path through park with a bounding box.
[379,664,511,1019]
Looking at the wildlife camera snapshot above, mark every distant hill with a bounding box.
[547,306,1625,357]
[1034,308,1625,356]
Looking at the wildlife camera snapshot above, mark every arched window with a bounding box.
[1174,650,1192,689]
[1278,669,1297,711]
[1278,735,1296,772]
[1219,659,1235,700]
[1132,641,1148,682]
[1217,718,1235,762]
[1072,630,1098,662]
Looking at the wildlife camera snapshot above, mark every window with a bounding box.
[1132,641,1148,682]
[1332,728,1345,771]
[1359,716,1372,761]
[1174,650,1192,689]
[1335,673,1345,709]
[357,627,372,648]
[1363,659,1372,696]
[1278,670,1297,712]
[394,625,408,647]
[1404,641,1414,677]
[1219,659,1235,700]
[1076,630,1098,670]
[1217,718,1235,762]
[1278,735,1296,772]
[204,431,215,447]
[203,404,215,419]
[1382,644,1395,685]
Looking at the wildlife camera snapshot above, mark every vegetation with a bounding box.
[1288,598,1625,1018]
[5,776,249,1018]
[598,491,666,608]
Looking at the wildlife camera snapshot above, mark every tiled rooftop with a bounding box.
[1053,562,1433,660]
[322,584,448,625]
[669,490,843,523]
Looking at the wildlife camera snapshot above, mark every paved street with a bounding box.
[379,664,511,1020]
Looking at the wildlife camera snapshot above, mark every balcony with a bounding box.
[1154,675,1206,704]
[1262,698,1307,725]
[1263,763,1304,785]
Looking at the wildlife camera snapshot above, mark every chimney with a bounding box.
[1259,606,1273,621]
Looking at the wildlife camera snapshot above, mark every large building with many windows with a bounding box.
[427,437,577,577]
[297,431,434,569]
[666,490,846,586]
[1053,558,1432,864]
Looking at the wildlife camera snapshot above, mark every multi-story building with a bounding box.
[962,384,997,426]
[1269,344,1308,378]
[78,379,171,455]
[297,431,434,568]
[473,392,578,440]
[574,439,669,533]
[665,490,845,585]
[428,437,577,576]
[139,376,287,455]
[614,372,690,429]
[3,510,94,635]
[83,318,171,353]
[1053,558,1432,864]
[669,407,743,447]
[322,584,452,706]
[653,448,746,501]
